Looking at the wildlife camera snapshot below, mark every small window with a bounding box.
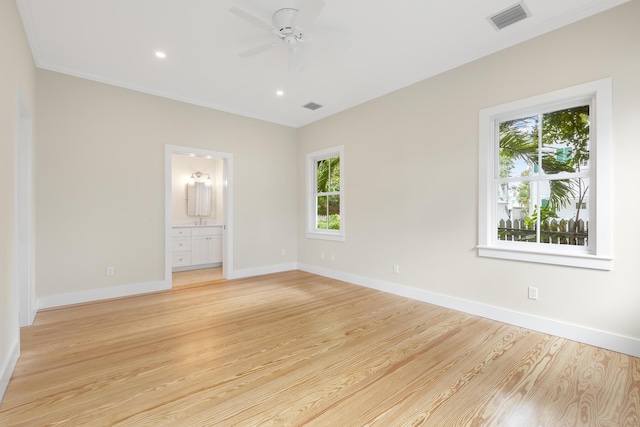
[306,146,344,241]
[478,79,612,270]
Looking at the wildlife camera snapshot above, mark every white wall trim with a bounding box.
[297,264,640,358]
[23,262,640,357]
[37,280,170,310]
[15,89,35,327]
[229,263,298,280]
[305,145,345,242]
[478,78,613,270]
[34,262,297,311]
[165,145,234,282]
[0,339,19,403]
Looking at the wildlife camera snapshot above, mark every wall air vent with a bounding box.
[489,2,529,30]
[302,102,323,111]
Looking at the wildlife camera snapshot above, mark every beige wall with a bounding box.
[171,154,223,224]
[298,1,640,341]
[35,70,298,297]
[0,0,36,395]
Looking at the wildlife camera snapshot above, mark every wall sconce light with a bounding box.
[189,171,212,187]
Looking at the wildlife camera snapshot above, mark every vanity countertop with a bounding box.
[172,224,223,228]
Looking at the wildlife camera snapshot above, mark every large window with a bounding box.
[478,79,612,270]
[306,146,344,241]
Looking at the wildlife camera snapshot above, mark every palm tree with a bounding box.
[316,157,340,194]
[499,106,589,214]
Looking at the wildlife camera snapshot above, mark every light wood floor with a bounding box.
[1,271,638,426]
[172,267,223,287]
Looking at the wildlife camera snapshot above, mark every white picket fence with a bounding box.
[498,218,588,245]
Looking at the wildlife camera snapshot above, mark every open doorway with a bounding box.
[165,145,233,287]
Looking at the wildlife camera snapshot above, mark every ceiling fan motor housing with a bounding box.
[273,8,299,34]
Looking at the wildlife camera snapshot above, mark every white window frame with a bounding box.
[478,78,612,270]
[306,145,345,241]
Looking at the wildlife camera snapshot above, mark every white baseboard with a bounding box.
[34,261,298,311]
[298,263,640,358]
[30,264,639,357]
[37,280,171,310]
[229,263,298,280]
[0,339,19,403]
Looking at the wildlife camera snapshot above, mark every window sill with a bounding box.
[306,231,345,242]
[477,245,612,270]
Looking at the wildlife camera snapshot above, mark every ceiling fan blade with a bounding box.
[238,42,279,58]
[229,7,275,32]
[293,0,325,31]
[289,48,307,74]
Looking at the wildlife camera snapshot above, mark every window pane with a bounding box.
[317,160,329,193]
[497,177,590,246]
[316,157,340,193]
[328,195,340,230]
[499,116,538,178]
[316,196,328,229]
[329,157,340,192]
[497,182,534,242]
[546,177,589,246]
[541,106,590,175]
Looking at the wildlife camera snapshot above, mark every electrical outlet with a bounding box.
[281,249,286,256]
[393,264,400,274]
[106,266,114,276]
[330,254,335,262]
[528,286,538,300]
[321,252,325,260]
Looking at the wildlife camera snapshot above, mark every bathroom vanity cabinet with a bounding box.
[172,225,222,270]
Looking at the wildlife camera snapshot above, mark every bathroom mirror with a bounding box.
[186,182,214,217]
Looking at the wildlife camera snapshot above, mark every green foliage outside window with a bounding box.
[499,106,590,221]
[316,157,341,230]
[498,105,590,244]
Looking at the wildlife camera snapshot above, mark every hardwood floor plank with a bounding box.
[1,271,637,426]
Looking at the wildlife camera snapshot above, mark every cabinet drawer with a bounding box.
[172,237,191,252]
[172,227,191,237]
[172,253,191,267]
[191,226,222,237]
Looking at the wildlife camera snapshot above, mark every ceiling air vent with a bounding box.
[302,102,323,111]
[489,2,529,30]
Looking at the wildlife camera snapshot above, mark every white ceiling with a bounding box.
[17,0,628,128]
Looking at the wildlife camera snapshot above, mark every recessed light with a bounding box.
[276,90,284,97]
[155,51,166,59]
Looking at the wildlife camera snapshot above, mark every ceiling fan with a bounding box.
[229,0,326,71]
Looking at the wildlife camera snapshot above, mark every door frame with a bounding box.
[164,145,233,283]
[15,90,35,327]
